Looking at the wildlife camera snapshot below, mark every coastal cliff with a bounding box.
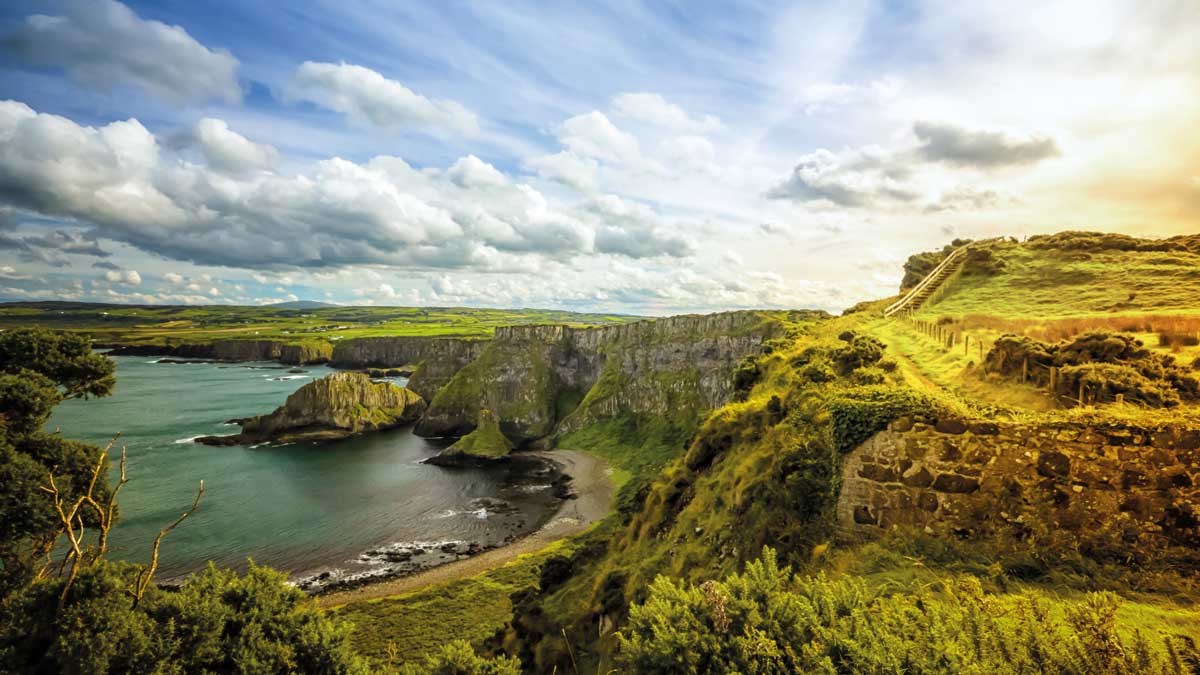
[414,311,779,445]
[198,372,425,445]
[106,339,332,364]
[330,336,489,400]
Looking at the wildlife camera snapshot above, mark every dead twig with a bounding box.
[132,479,204,607]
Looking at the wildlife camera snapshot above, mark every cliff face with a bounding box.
[199,372,425,445]
[330,336,488,400]
[414,311,776,444]
[105,339,331,364]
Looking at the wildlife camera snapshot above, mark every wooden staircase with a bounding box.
[883,243,972,317]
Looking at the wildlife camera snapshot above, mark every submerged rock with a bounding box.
[197,372,426,446]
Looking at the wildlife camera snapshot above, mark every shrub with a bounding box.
[826,386,949,452]
[833,334,884,375]
[618,548,1198,675]
[396,640,521,675]
[984,331,1199,407]
[798,357,836,384]
[850,366,887,385]
[0,561,370,674]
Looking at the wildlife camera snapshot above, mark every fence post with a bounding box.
[964,334,969,356]
[1022,357,1028,383]
[1115,393,1125,405]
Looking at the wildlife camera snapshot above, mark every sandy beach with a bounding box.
[319,449,613,608]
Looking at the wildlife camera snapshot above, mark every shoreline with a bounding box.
[318,449,613,608]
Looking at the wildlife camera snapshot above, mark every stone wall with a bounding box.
[836,416,1200,547]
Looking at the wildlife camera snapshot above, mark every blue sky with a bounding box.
[0,1,1197,313]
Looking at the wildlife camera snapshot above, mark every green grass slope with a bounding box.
[918,232,1200,320]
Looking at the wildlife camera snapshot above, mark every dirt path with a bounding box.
[319,450,613,608]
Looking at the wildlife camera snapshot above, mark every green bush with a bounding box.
[833,334,884,375]
[850,366,887,385]
[826,386,948,452]
[0,561,369,674]
[618,548,1198,675]
[396,640,520,675]
[985,331,1200,407]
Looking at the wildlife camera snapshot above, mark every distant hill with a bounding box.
[266,300,340,309]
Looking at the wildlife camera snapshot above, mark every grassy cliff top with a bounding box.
[0,301,643,346]
[916,232,1200,320]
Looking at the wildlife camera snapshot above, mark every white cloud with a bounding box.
[583,195,694,258]
[556,112,641,164]
[767,146,920,208]
[189,119,278,175]
[524,151,599,193]
[163,272,184,284]
[799,77,903,115]
[445,155,507,189]
[913,120,1060,168]
[284,61,479,135]
[611,93,721,133]
[0,101,692,274]
[0,266,30,281]
[104,269,141,285]
[7,0,239,105]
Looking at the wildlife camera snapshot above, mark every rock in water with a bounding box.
[426,408,514,465]
[197,372,426,446]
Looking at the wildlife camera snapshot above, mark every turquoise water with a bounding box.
[46,356,559,586]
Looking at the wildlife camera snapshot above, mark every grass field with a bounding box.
[888,235,1200,414]
[918,238,1200,320]
[0,301,643,345]
[333,529,598,669]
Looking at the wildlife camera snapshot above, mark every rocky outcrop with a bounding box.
[415,311,778,445]
[197,372,425,445]
[837,416,1200,549]
[330,336,488,400]
[426,409,514,465]
[105,339,331,364]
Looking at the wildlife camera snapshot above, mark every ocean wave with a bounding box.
[173,436,202,444]
[431,508,489,520]
[515,484,553,493]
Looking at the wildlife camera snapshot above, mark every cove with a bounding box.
[46,356,563,591]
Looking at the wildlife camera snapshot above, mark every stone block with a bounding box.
[858,463,898,483]
[901,464,934,489]
[1036,451,1071,479]
[932,473,980,494]
[967,421,1000,435]
[935,418,969,434]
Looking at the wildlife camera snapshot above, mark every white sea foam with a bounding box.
[516,484,553,493]
[173,436,202,444]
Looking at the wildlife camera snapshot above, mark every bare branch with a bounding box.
[132,479,204,607]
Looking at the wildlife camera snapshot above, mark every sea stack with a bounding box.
[425,408,514,465]
[198,372,426,445]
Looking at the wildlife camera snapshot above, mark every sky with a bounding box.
[0,1,1197,315]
